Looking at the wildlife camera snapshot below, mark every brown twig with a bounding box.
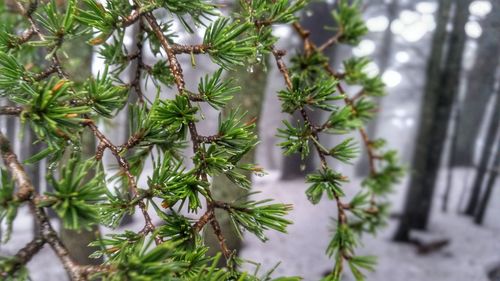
[129,18,145,103]
[0,131,108,280]
[317,29,343,52]
[0,106,23,116]
[84,120,161,244]
[0,238,45,278]
[271,21,382,266]
[140,5,232,260]
[32,64,58,81]
[17,0,159,244]
[16,27,35,45]
[171,43,210,55]
[192,208,214,232]
[293,21,381,195]
[324,65,378,177]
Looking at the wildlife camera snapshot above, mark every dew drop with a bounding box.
[48,162,58,171]
[306,10,314,17]
[256,53,263,63]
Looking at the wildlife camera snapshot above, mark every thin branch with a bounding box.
[84,120,161,244]
[325,65,378,177]
[171,43,210,55]
[197,135,221,143]
[0,106,23,116]
[193,209,214,232]
[16,0,160,245]
[140,6,232,261]
[271,20,383,270]
[317,29,343,52]
[0,131,107,280]
[129,18,145,103]
[0,133,34,201]
[16,27,35,45]
[32,64,58,81]
[0,238,45,278]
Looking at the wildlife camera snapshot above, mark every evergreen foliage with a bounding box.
[0,0,402,280]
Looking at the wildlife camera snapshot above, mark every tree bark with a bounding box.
[474,129,500,224]
[474,127,500,224]
[452,0,500,166]
[465,91,500,215]
[394,0,464,242]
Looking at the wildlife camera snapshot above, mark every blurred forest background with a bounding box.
[1,0,499,280]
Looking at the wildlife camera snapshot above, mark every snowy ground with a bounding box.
[0,169,498,281]
[240,170,500,281]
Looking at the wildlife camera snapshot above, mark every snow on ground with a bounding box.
[1,169,498,281]
[240,170,500,281]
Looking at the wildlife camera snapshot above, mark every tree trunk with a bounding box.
[452,0,500,166]
[5,102,17,153]
[465,91,500,215]
[474,130,500,224]
[204,57,269,261]
[23,129,43,232]
[356,0,398,176]
[394,0,461,242]
[441,98,460,212]
[412,0,468,229]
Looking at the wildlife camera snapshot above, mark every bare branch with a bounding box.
[0,106,23,116]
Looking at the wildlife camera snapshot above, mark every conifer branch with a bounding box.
[324,65,381,206]
[295,22,381,197]
[0,132,108,280]
[193,208,215,232]
[15,0,161,245]
[139,5,232,261]
[272,45,350,268]
[0,1,396,279]
[84,120,161,244]
[1,238,45,278]
[272,6,401,275]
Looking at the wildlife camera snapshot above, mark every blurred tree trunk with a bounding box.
[394,0,468,242]
[474,130,500,225]
[5,102,16,152]
[356,0,398,176]
[441,97,461,212]
[204,58,269,260]
[23,130,43,232]
[281,1,337,179]
[465,91,500,216]
[452,0,500,167]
